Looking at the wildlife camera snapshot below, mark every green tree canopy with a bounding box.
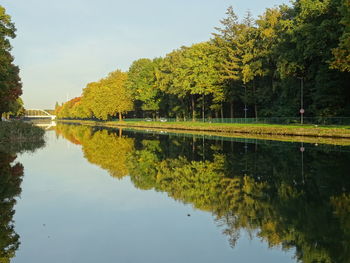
[0,6,22,118]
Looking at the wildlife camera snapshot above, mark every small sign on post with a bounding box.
[300,109,305,114]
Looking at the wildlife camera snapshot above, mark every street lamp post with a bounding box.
[299,77,304,125]
[243,85,247,123]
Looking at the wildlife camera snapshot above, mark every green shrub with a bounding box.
[0,121,45,142]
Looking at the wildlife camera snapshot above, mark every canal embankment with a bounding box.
[56,119,350,146]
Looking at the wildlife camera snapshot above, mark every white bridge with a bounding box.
[25,109,56,120]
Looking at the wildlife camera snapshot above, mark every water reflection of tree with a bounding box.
[56,124,134,178]
[83,130,134,178]
[0,152,22,262]
[55,124,350,263]
[0,139,45,262]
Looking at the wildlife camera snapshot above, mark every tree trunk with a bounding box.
[220,104,224,123]
[118,112,122,121]
[191,95,196,121]
[119,128,123,137]
[253,82,258,121]
[202,95,205,122]
[255,104,258,121]
[230,102,234,119]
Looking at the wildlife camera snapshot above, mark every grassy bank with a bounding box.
[57,119,350,146]
[0,121,45,142]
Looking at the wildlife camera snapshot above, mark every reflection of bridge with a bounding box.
[25,109,56,120]
[35,121,57,130]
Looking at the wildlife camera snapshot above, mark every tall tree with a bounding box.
[277,0,350,116]
[215,9,265,119]
[0,6,22,119]
[330,0,350,72]
[182,42,223,120]
[87,70,132,121]
[158,42,223,120]
[128,58,162,119]
[157,47,192,119]
[212,6,243,118]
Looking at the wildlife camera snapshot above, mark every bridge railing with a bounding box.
[25,109,56,119]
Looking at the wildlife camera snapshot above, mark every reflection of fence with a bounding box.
[120,127,350,153]
[122,117,350,126]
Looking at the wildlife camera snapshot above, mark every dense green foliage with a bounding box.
[56,124,350,263]
[56,70,132,120]
[57,0,349,121]
[128,58,162,117]
[2,98,25,119]
[330,0,350,72]
[0,121,46,144]
[0,6,22,119]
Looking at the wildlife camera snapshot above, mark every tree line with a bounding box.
[0,6,23,120]
[56,0,350,121]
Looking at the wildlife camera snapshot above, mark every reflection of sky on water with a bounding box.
[13,131,294,263]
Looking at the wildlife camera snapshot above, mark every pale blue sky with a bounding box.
[3,0,289,109]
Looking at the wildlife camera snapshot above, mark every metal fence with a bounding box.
[122,117,350,126]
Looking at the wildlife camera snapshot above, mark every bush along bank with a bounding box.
[0,121,45,142]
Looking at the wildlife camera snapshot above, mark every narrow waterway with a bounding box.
[3,124,350,262]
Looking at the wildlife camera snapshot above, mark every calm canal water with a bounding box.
[2,123,350,262]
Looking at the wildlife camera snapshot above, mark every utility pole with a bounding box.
[299,77,304,125]
[245,85,247,119]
